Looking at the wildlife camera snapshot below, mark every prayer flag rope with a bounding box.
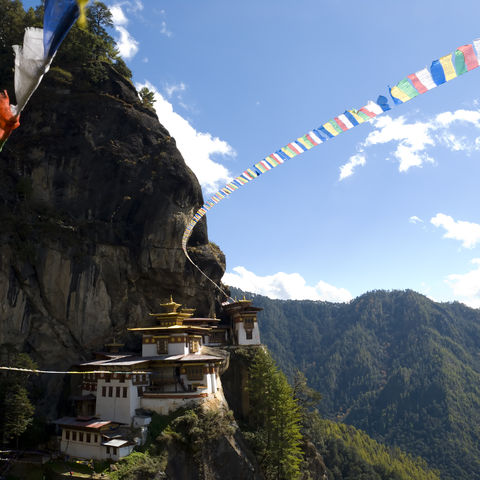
[0,366,150,375]
[182,38,480,297]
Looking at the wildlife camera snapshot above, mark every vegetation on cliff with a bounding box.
[246,348,303,480]
[231,287,480,480]
[0,349,36,445]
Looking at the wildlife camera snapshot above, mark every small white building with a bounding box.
[222,298,262,345]
[56,417,135,461]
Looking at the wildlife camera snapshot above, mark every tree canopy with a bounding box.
[246,348,303,480]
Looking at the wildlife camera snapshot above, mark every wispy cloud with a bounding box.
[109,1,143,59]
[446,258,480,308]
[223,266,353,303]
[431,213,480,249]
[409,216,423,224]
[339,152,366,180]
[165,82,186,98]
[136,81,235,194]
[339,107,480,180]
[160,20,172,37]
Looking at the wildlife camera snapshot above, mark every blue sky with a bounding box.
[25,0,480,306]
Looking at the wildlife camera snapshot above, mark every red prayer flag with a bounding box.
[0,90,20,144]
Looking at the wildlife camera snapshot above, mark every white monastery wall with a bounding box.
[168,342,188,355]
[140,393,213,415]
[142,343,157,357]
[236,323,261,345]
[61,439,104,460]
[96,379,140,425]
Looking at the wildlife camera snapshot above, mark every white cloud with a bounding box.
[109,2,141,59]
[223,266,353,303]
[431,213,480,249]
[446,259,480,308]
[110,5,127,25]
[364,115,435,172]
[339,152,366,180]
[160,20,172,38]
[409,216,423,224]
[435,109,480,128]
[114,25,139,59]
[346,107,480,178]
[165,82,186,98]
[136,81,235,193]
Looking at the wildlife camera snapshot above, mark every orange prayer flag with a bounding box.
[0,91,20,146]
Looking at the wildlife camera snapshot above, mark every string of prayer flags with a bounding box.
[0,366,150,375]
[182,37,480,299]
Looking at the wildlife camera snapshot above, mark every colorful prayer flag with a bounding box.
[44,0,80,58]
[439,53,457,81]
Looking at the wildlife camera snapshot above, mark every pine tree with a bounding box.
[139,87,156,110]
[248,348,303,480]
[3,384,35,446]
[0,349,36,446]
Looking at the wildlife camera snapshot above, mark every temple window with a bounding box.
[186,366,203,380]
[65,430,70,440]
[119,374,125,383]
[113,447,118,455]
[116,387,121,398]
[109,386,113,397]
[72,431,77,441]
[79,432,84,442]
[157,338,168,354]
[189,339,200,353]
[246,330,253,340]
[94,434,98,443]
[102,386,106,397]
[86,433,91,443]
[106,446,110,454]
[244,317,254,328]
[105,374,111,383]
[123,387,128,398]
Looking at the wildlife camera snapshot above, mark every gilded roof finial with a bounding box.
[170,294,173,303]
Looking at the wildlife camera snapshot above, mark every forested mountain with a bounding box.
[230,287,480,480]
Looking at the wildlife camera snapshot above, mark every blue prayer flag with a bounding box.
[430,59,446,86]
[44,0,80,58]
[376,95,391,111]
[343,111,359,126]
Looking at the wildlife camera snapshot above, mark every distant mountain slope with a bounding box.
[313,417,440,480]
[230,288,480,480]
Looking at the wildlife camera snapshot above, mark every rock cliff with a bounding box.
[0,64,225,417]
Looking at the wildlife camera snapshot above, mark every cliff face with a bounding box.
[0,65,225,416]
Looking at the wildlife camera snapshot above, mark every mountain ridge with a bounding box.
[230,287,480,479]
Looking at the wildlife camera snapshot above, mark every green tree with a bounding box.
[3,384,35,446]
[0,348,36,446]
[0,0,28,90]
[293,370,322,422]
[139,87,156,110]
[248,348,303,480]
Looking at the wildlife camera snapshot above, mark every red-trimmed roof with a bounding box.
[54,416,116,430]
